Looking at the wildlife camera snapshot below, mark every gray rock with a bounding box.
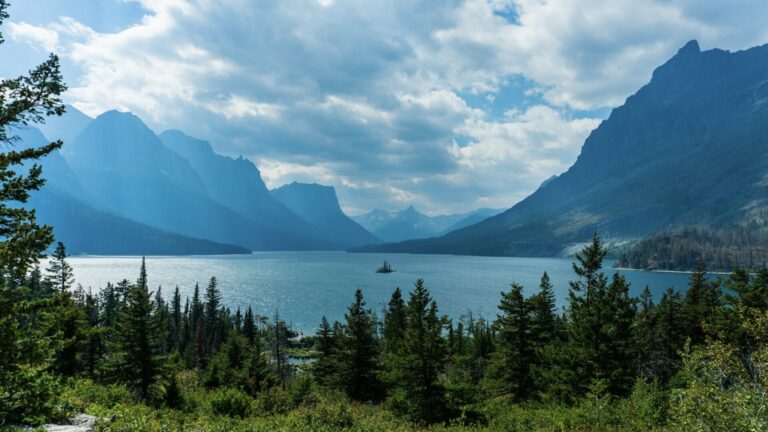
[42,414,97,432]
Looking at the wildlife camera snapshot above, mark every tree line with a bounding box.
[617,225,768,272]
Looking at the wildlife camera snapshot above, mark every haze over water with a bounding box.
[68,252,695,332]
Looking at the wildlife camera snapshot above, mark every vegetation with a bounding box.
[617,225,768,271]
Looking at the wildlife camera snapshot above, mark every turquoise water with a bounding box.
[68,252,696,332]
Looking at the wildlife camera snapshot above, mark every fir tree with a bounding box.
[113,258,162,399]
[44,241,73,292]
[383,287,407,353]
[340,289,381,401]
[566,234,637,396]
[485,283,533,399]
[681,261,721,345]
[204,276,222,352]
[313,315,339,387]
[243,306,256,345]
[391,279,448,423]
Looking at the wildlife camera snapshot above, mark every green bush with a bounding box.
[0,368,64,426]
[208,388,253,418]
[63,379,132,411]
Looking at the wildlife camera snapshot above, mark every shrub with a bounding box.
[208,387,252,418]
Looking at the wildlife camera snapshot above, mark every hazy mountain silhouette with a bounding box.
[271,182,380,247]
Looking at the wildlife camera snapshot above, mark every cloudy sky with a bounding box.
[3,0,768,215]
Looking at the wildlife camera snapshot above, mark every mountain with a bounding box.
[35,104,92,146]
[14,126,249,255]
[62,111,335,251]
[356,41,768,256]
[352,206,446,242]
[271,182,380,247]
[158,130,335,247]
[441,208,504,233]
[31,188,250,255]
[352,206,502,243]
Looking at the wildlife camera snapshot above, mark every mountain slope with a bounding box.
[271,182,380,247]
[14,126,249,255]
[35,104,92,146]
[31,187,250,255]
[357,41,768,256]
[158,130,335,248]
[63,111,335,251]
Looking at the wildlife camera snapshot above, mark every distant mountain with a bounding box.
[158,130,334,248]
[31,188,250,256]
[61,111,335,251]
[35,104,92,146]
[352,206,503,243]
[14,126,249,255]
[356,41,768,256]
[442,208,504,233]
[271,182,380,247]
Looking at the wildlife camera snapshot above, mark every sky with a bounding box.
[3,0,768,216]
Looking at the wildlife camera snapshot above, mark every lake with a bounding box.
[67,252,698,332]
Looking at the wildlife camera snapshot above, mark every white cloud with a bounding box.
[9,21,59,51]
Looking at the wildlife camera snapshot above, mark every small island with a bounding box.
[376,260,395,273]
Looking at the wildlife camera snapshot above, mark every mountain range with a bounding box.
[22,107,381,254]
[352,206,503,243]
[356,41,768,256]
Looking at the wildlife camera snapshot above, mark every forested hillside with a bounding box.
[617,226,768,271]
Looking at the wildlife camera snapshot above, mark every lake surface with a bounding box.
[67,252,697,332]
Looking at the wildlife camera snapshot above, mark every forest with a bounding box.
[616,226,768,272]
[4,235,768,430]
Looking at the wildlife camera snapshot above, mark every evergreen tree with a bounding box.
[204,276,222,352]
[313,315,339,387]
[566,234,636,396]
[681,262,721,345]
[44,242,73,292]
[340,289,381,401]
[171,286,182,352]
[529,272,558,343]
[82,290,102,377]
[243,306,256,345]
[485,283,533,399]
[113,258,162,399]
[391,279,448,423]
[382,287,407,353]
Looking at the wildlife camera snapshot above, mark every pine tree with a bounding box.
[529,272,558,343]
[82,290,102,377]
[313,315,339,387]
[681,262,721,345]
[44,242,73,292]
[0,46,68,418]
[383,287,407,354]
[391,279,448,423]
[114,258,161,399]
[566,234,636,396]
[204,276,222,353]
[171,286,182,352]
[243,306,256,345]
[340,289,381,401]
[485,282,533,399]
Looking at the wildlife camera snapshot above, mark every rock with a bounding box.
[42,414,97,432]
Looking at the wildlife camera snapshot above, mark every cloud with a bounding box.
[9,21,60,51]
[8,0,768,214]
